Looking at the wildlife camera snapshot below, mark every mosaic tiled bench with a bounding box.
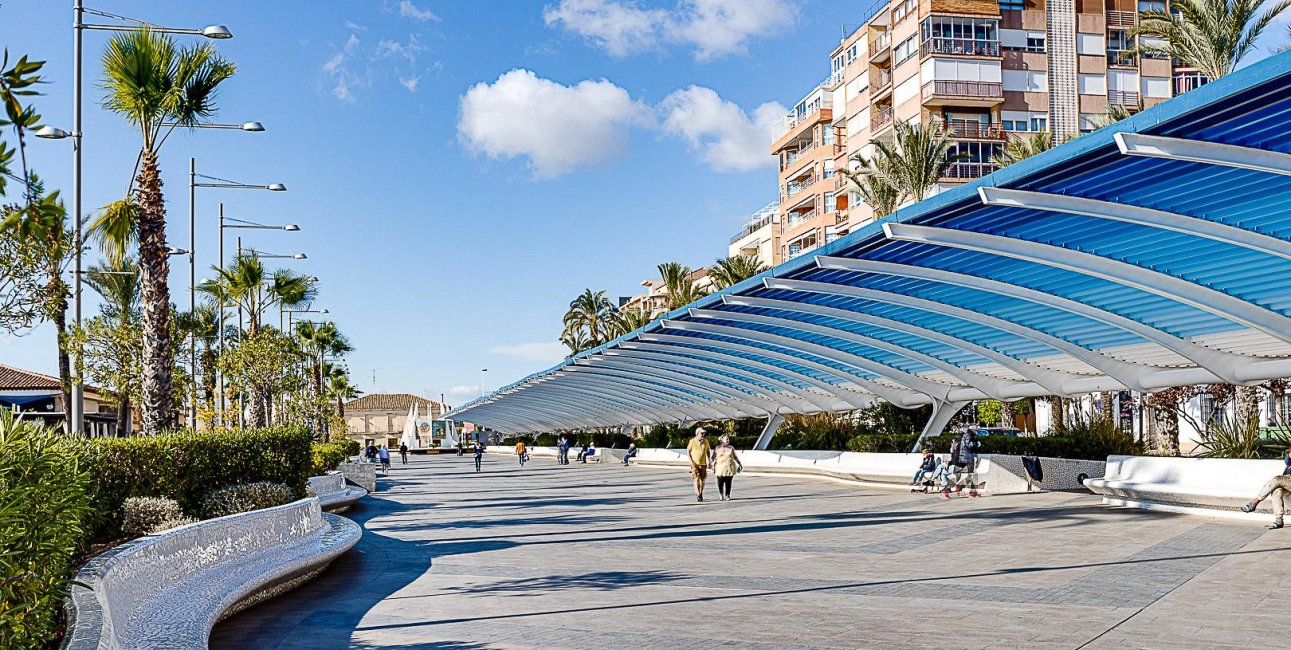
[629,448,1103,495]
[338,461,377,492]
[1084,455,1285,522]
[307,473,368,513]
[62,497,361,650]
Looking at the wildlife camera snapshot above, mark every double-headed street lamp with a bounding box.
[36,3,234,434]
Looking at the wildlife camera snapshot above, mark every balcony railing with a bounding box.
[729,202,780,244]
[834,175,848,190]
[1108,90,1141,106]
[1106,10,1137,28]
[920,38,1000,58]
[1107,50,1137,67]
[781,141,819,169]
[943,119,1006,140]
[871,68,892,92]
[868,31,891,59]
[941,162,996,180]
[784,210,818,230]
[871,106,894,131]
[784,177,818,199]
[922,80,1003,100]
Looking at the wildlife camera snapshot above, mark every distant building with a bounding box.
[619,267,714,318]
[727,201,780,269]
[344,393,449,448]
[0,363,124,436]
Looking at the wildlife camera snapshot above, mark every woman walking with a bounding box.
[712,435,743,501]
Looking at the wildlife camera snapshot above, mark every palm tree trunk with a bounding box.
[200,344,217,413]
[49,276,71,433]
[116,395,130,436]
[136,151,175,434]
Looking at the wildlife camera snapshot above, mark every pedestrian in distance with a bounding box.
[686,427,713,502]
[911,450,937,493]
[516,440,528,466]
[399,442,409,465]
[622,442,638,466]
[577,440,590,463]
[558,436,571,465]
[473,442,484,472]
[1241,447,1291,529]
[456,441,464,457]
[377,444,391,474]
[712,435,743,501]
[365,442,378,464]
[950,428,983,498]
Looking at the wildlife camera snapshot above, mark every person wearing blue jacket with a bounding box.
[1241,448,1291,529]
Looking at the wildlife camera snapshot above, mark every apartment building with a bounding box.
[763,0,1205,261]
[619,267,714,318]
[727,201,780,269]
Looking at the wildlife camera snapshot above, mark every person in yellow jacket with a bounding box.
[712,435,743,501]
[515,440,528,466]
[686,427,712,502]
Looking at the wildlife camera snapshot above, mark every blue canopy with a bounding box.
[452,51,1291,437]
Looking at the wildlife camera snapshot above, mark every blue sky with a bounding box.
[4,1,1288,406]
[0,0,866,405]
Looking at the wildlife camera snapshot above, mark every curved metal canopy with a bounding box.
[450,52,1291,435]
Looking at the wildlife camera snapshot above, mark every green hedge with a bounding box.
[310,442,351,475]
[0,412,91,650]
[83,425,314,541]
[848,432,1140,461]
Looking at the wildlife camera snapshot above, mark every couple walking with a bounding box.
[685,428,742,502]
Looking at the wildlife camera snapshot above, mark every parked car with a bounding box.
[969,427,1023,437]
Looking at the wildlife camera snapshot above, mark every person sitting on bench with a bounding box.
[911,450,938,493]
[1241,447,1291,530]
[622,443,639,465]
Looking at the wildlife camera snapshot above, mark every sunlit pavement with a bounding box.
[211,453,1291,649]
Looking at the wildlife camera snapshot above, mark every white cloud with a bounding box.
[445,385,483,404]
[321,34,365,103]
[399,74,420,92]
[343,20,368,32]
[457,69,652,178]
[543,0,670,57]
[543,0,794,60]
[659,86,784,171]
[398,0,441,22]
[375,35,427,62]
[487,341,569,364]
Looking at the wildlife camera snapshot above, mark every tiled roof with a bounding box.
[345,393,448,414]
[0,364,61,390]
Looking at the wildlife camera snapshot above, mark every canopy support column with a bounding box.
[754,413,785,450]
[912,400,969,453]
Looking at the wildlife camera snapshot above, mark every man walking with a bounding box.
[399,442,409,465]
[686,427,713,502]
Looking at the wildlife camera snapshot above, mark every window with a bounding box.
[892,0,914,23]
[1076,32,1104,55]
[1026,34,1046,53]
[921,16,1000,56]
[999,0,1024,9]
[1002,29,1045,52]
[847,44,858,63]
[1078,73,1107,95]
[1199,393,1218,427]
[823,159,835,179]
[1138,0,1167,12]
[825,192,837,212]
[894,35,918,65]
[822,125,835,146]
[1003,69,1045,92]
[832,54,845,73]
[1031,116,1048,132]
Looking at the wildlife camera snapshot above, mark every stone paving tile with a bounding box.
[212,454,1291,649]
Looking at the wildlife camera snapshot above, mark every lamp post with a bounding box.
[217,210,298,426]
[41,4,233,434]
[480,369,488,399]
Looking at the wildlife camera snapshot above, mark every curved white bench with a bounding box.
[307,473,368,513]
[1084,455,1286,522]
[63,497,361,650]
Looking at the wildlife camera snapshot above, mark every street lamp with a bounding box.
[284,307,328,331]
[58,2,235,434]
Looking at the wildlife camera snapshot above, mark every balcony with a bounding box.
[1107,50,1137,67]
[834,175,848,190]
[920,37,1000,58]
[870,68,893,96]
[940,161,996,181]
[1174,72,1209,94]
[729,202,780,244]
[784,209,818,230]
[921,80,1003,106]
[781,141,819,170]
[1106,10,1137,28]
[1108,90,1141,107]
[943,119,1006,140]
[869,31,891,62]
[871,106,894,132]
[784,177,819,200]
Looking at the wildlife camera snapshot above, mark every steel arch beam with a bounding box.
[884,222,1291,346]
[586,354,821,413]
[518,378,685,422]
[606,348,842,411]
[692,307,1025,400]
[556,369,759,420]
[978,187,1291,262]
[543,373,732,422]
[665,318,955,401]
[478,393,652,427]
[1115,132,1291,176]
[571,361,783,416]
[813,256,1264,384]
[643,329,919,406]
[619,340,877,410]
[722,294,1077,395]
[528,381,693,422]
[763,276,1154,392]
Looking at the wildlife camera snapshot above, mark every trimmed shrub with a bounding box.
[847,434,922,453]
[202,481,295,519]
[0,411,91,650]
[121,496,185,535]
[310,442,350,475]
[337,439,361,457]
[82,425,313,541]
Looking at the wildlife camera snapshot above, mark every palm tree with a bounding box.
[840,151,904,219]
[327,368,361,420]
[1091,103,1138,130]
[560,327,594,356]
[83,256,137,431]
[991,132,1054,168]
[1134,0,1291,80]
[874,122,958,204]
[709,255,768,290]
[100,30,236,434]
[606,307,654,338]
[174,302,222,419]
[657,262,708,309]
[561,289,614,350]
[203,253,317,336]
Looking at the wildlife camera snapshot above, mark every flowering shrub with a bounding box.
[310,442,351,475]
[201,481,295,519]
[121,496,185,535]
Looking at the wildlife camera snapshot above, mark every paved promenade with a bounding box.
[212,454,1290,650]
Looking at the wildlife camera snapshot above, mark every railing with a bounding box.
[871,106,894,131]
[943,120,1006,139]
[1108,90,1140,106]
[834,175,848,190]
[871,68,892,92]
[784,209,818,230]
[920,38,1000,58]
[781,140,819,169]
[868,31,891,58]
[784,177,818,200]
[922,80,1003,100]
[1106,10,1137,27]
[729,202,781,244]
[1107,50,1137,67]
[1174,72,1209,94]
[940,162,996,180]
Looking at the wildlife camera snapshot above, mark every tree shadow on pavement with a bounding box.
[443,570,685,596]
